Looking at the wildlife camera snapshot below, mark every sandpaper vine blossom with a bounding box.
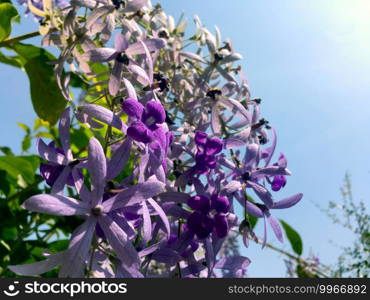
[9,0,302,278]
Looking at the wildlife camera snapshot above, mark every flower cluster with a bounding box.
[10,0,303,278]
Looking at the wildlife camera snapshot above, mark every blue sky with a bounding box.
[1,0,370,277]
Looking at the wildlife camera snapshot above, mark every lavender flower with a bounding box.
[9,137,165,277]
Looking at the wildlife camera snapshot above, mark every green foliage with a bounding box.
[279,219,303,256]
[0,2,19,42]
[10,43,67,125]
[0,155,38,185]
[0,51,22,68]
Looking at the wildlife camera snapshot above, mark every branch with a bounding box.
[0,31,41,47]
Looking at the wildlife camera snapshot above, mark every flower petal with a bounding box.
[98,215,140,267]
[59,218,97,277]
[59,108,73,161]
[37,138,67,165]
[114,33,129,52]
[123,78,138,100]
[50,166,71,195]
[266,212,284,243]
[23,194,89,216]
[211,104,221,135]
[141,200,152,243]
[121,98,144,119]
[126,38,166,55]
[145,100,166,124]
[78,104,126,132]
[8,251,65,276]
[248,181,273,208]
[147,197,170,237]
[107,138,132,180]
[272,193,303,209]
[81,48,117,62]
[243,143,259,168]
[108,61,123,96]
[102,181,165,212]
[88,137,107,206]
[127,121,153,143]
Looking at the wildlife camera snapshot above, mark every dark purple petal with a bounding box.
[187,212,214,239]
[194,131,208,146]
[211,196,230,213]
[205,137,223,155]
[144,100,166,124]
[214,213,228,238]
[121,98,144,119]
[271,175,287,191]
[127,121,153,143]
[187,195,211,213]
[40,163,64,186]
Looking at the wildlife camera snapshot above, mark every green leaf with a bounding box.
[11,43,67,125]
[279,219,303,256]
[0,146,13,156]
[0,155,35,184]
[17,122,31,134]
[0,3,19,42]
[48,239,69,253]
[0,51,22,68]
[0,170,10,196]
[248,214,258,229]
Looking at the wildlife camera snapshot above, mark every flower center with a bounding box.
[206,88,222,100]
[91,205,103,216]
[116,52,130,65]
[241,171,251,181]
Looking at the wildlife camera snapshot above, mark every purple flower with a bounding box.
[37,108,82,194]
[238,193,303,247]
[81,34,166,95]
[222,143,291,207]
[193,131,223,174]
[186,193,231,239]
[271,175,287,191]
[9,137,165,277]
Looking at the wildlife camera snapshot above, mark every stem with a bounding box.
[263,241,330,278]
[0,31,40,47]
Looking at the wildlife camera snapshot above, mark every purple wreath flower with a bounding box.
[193,131,223,174]
[9,137,165,277]
[81,33,166,95]
[237,192,303,247]
[37,108,83,194]
[222,143,291,207]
